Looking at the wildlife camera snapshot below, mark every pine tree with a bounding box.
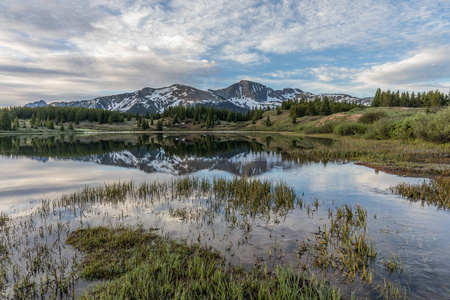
[371,88,381,107]
[0,110,11,131]
[13,117,19,131]
[142,119,149,129]
[319,97,331,116]
[60,123,65,131]
[68,122,74,130]
[251,113,257,124]
[46,119,54,129]
[265,115,271,127]
[156,120,163,131]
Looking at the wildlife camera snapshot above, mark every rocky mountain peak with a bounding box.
[26,80,364,114]
[24,100,47,108]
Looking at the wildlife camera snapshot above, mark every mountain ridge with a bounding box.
[25,80,367,114]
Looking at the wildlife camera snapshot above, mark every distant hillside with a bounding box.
[24,100,47,108]
[25,80,364,114]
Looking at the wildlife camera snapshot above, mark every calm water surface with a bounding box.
[0,134,448,299]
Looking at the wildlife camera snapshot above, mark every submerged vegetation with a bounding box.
[0,176,420,299]
[391,176,450,209]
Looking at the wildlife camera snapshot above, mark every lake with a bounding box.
[0,133,448,299]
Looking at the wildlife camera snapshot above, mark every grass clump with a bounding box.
[68,226,341,300]
[0,213,8,227]
[390,176,450,209]
[300,204,376,283]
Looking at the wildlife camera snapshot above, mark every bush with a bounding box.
[414,107,450,143]
[359,111,387,124]
[364,120,396,140]
[334,123,367,136]
[304,121,337,134]
[390,114,425,140]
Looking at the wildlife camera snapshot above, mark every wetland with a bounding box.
[0,133,449,299]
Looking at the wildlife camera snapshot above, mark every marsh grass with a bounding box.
[0,176,420,299]
[375,279,409,300]
[383,252,403,273]
[391,176,450,209]
[299,204,376,283]
[68,226,341,300]
[283,136,450,177]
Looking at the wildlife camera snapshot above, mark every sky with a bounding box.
[0,0,449,106]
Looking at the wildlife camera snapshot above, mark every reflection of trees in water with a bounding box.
[0,135,266,159]
[0,134,338,175]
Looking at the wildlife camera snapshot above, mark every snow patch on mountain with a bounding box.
[35,80,367,114]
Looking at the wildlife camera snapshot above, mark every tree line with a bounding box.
[281,97,362,123]
[371,88,450,107]
[0,106,132,131]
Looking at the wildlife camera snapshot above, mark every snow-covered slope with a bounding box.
[26,80,365,114]
[80,148,296,177]
[24,100,47,108]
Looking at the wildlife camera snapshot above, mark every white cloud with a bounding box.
[0,0,449,104]
[357,47,450,86]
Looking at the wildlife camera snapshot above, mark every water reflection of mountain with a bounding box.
[0,134,333,176]
[80,149,296,176]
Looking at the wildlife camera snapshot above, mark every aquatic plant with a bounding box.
[391,176,450,209]
[298,204,376,282]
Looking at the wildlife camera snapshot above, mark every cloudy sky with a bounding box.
[1,0,449,106]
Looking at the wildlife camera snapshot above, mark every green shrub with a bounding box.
[359,111,387,124]
[414,107,450,143]
[364,120,396,140]
[389,113,425,139]
[304,121,337,134]
[334,123,368,136]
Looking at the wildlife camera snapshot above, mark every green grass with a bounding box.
[390,176,450,209]
[68,226,341,300]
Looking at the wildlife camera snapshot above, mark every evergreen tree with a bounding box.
[226,111,233,122]
[46,119,54,129]
[319,97,331,115]
[60,123,65,131]
[156,120,163,131]
[371,88,381,107]
[13,117,19,131]
[0,110,11,131]
[276,107,281,115]
[265,115,271,127]
[68,122,74,130]
[142,119,149,129]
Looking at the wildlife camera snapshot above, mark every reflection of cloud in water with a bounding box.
[0,157,174,213]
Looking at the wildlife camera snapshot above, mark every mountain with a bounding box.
[24,100,47,108]
[79,148,297,177]
[26,80,363,114]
